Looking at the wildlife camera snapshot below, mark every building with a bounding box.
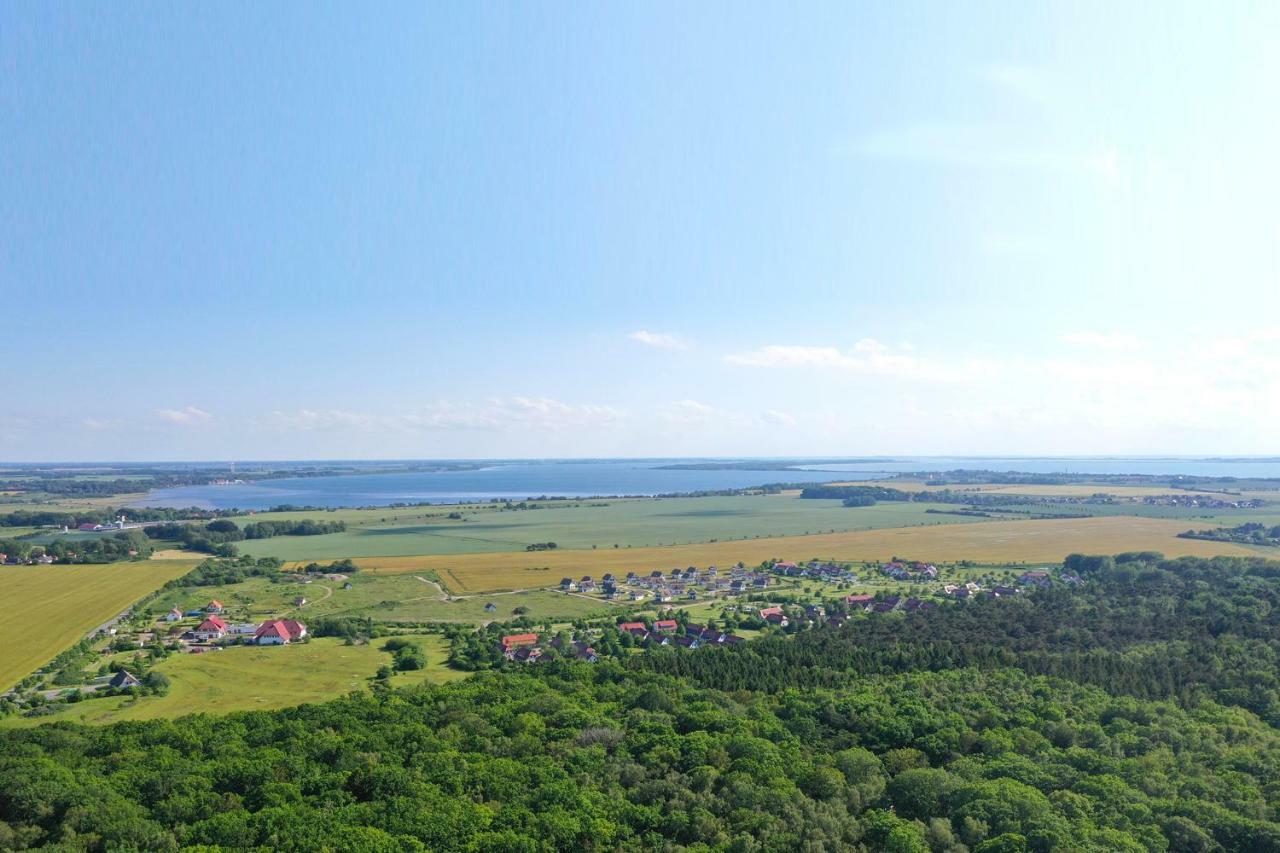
[254,619,308,645]
[501,633,539,653]
[165,607,183,622]
[193,616,228,641]
[653,619,678,633]
[108,670,141,689]
[206,600,224,613]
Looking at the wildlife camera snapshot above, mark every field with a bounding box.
[827,480,1263,498]
[230,494,983,561]
[151,573,621,624]
[334,515,1255,593]
[0,559,198,691]
[0,635,464,727]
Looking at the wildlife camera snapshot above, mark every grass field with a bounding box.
[0,559,198,691]
[231,494,986,561]
[1,635,465,727]
[151,573,621,624]
[334,515,1255,593]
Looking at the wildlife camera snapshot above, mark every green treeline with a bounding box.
[243,519,346,539]
[144,518,345,556]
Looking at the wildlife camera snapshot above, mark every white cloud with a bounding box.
[81,417,120,431]
[761,409,797,427]
[1060,331,1143,351]
[661,400,718,426]
[156,406,211,425]
[725,338,983,382]
[628,330,689,350]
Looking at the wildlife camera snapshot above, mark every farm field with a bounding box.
[827,479,1265,499]
[231,494,986,561]
[337,515,1255,593]
[1,635,464,727]
[0,559,198,691]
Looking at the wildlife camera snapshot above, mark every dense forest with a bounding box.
[3,554,1280,851]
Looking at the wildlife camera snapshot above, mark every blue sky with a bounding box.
[3,3,1279,461]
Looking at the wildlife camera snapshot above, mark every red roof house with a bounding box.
[193,615,228,640]
[501,632,539,650]
[653,619,678,633]
[254,619,308,645]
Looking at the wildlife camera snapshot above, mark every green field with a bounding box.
[230,494,987,561]
[0,559,198,692]
[149,572,621,625]
[1,635,464,727]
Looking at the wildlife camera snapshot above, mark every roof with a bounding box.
[254,619,307,640]
[845,594,875,604]
[207,600,223,608]
[618,622,647,631]
[196,616,227,632]
[108,670,141,688]
[759,606,785,617]
[501,632,539,647]
[653,619,678,630]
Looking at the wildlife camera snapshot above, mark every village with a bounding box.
[492,558,1074,665]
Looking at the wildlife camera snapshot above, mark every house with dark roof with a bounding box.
[108,670,141,689]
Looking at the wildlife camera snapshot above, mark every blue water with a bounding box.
[131,457,1280,510]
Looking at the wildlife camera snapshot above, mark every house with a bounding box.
[108,670,141,689]
[228,623,258,636]
[501,632,539,653]
[193,615,228,641]
[675,634,702,649]
[774,561,800,574]
[512,646,544,663]
[484,602,498,612]
[570,641,598,662]
[759,606,789,627]
[35,553,55,564]
[845,594,875,608]
[630,591,647,602]
[618,621,647,634]
[206,600,224,614]
[1018,570,1052,588]
[164,607,183,622]
[653,619,678,633]
[293,597,307,607]
[559,578,578,591]
[254,619,308,645]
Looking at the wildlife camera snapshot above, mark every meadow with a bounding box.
[0,559,198,691]
[231,494,985,561]
[151,573,621,625]
[1,634,464,727]
[339,515,1254,593]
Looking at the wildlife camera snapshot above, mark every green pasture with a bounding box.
[2,635,464,727]
[228,494,989,561]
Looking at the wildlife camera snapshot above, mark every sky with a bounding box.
[2,2,1279,462]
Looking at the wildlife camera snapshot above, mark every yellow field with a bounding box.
[322,516,1254,593]
[0,559,197,691]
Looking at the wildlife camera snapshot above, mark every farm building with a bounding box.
[253,619,308,645]
[108,670,141,689]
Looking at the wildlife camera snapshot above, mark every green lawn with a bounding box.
[229,494,989,561]
[3,635,465,727]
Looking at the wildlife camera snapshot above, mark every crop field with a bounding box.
[231,494,985,561]
[337,515,1255,593]
[0,559,198,691]
[826,480,1257,499]
[0,635,464,727]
